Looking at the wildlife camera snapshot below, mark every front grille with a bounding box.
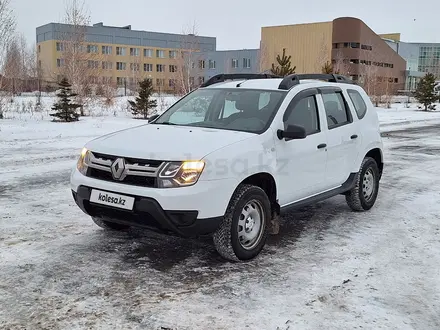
[86,151,164,188]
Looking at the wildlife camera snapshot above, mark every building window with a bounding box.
[169,50,177,58]
[169,79,176,88]
[102,76,112,84]
[191,62,195,69]
[394,78,398,83]
[144,49,153,57]
[350,42,360,49]
[349,59,360,64]
[144,63,153,72]
[38,60,41,68]
[361,44,373,51]
[232,59,239,68]
[130,48,140,56]
[88,76,99,84]
[156,50,165,58]
[116,47,126,56]
[198,60,205,69]
[243,58,251,68]
[87,60,99,69]
[116,62,126,71]
[157,64,165,72]
[156,78,165,86]
[209,60,216,69]
[117,77,127,86]
[198,76,205,85]
[102,61,112,70]
[189,77,195,86]
[169,65,177,72]
[56,58,64,67]
[56,42,64,52]
[87,45,98,53]
[130,63,140,71]
[38,45,41,53]
[102,46,112,55]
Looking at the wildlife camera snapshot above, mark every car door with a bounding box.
[274,88,328,206]
[318,87,360,188]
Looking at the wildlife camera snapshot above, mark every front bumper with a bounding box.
[73,186,222,237]
[70,168,236,219]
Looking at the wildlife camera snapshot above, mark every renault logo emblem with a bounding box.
[111,158,126,180]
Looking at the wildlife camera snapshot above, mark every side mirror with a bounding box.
[148,114,160,123]
[277,124,307,140]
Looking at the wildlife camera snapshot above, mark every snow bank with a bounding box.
[0,94,179,121]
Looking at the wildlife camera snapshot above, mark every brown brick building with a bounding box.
[261,17,406,95]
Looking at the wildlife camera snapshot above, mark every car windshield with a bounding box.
[153,88,286,133]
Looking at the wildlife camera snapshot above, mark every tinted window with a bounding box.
[322,92,351,129]
[347,89,367,119]
[154,89,286,134]
[285,96,320,135]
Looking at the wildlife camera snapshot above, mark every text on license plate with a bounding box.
[90,189,135,210]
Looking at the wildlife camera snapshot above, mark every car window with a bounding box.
[168,94,213,124]
[285,95,320,135]
[154,88,286,134]
[347,89,367,119]
[221,91,275,119]
[322,91,351,129]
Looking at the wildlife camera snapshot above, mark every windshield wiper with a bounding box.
[156,122,177,125]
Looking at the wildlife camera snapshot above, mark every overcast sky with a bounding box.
[11,0,440,49]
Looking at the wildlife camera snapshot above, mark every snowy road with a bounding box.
[1,116,440,329]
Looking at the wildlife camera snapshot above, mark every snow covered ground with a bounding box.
[1,102,440,329]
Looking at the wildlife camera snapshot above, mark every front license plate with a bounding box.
[90,189,135,210]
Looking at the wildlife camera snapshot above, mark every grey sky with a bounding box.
[11,0,440,49]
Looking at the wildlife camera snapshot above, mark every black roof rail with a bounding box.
[278,74,355,90]
[200,73,281,88]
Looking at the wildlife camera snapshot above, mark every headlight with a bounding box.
[77,147,90,175]
[158,160,205,188]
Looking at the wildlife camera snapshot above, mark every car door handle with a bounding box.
[351,134,358,139]
[317,143,327,149]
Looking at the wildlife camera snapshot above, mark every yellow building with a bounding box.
[36,22,216,91]
[260,21,333,74]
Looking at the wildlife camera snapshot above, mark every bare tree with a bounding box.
[174,21,201,96]
[57,0,103,114]
[316,35,331,74]
[0,0,16,118]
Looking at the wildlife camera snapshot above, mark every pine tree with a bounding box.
[321,61,340,74]
[128,78,157,119]
[415,73,439,111]
[271,48,296,77]
[50,78,81,122]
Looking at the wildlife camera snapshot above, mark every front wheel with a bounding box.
[213,184,271,262]
[346,157,380,211]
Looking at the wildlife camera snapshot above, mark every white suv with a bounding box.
[71,73,384,261]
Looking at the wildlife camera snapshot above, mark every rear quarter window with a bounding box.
[347,89,367,119]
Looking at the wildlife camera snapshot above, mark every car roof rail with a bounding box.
[200,73,281,88]
[278,74,355,90]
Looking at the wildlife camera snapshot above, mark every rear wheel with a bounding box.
[346,157,380,211]
[213,184,271,262]
[91,217,130,231]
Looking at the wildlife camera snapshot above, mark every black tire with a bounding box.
[346,157,380,211]
[91,217,130,231]
[213,184,271,262]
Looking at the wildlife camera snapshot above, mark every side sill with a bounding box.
[280,173,357,214]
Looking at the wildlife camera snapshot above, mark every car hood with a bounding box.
[85,123,254,161]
